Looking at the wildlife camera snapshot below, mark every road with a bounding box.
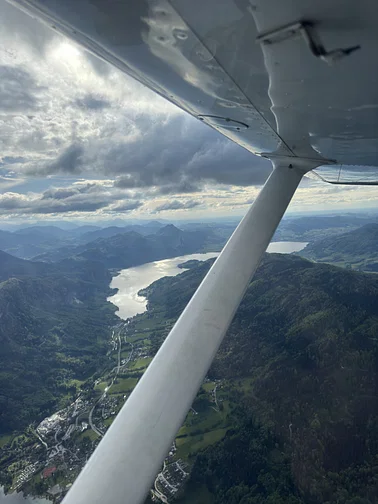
[88,326,134,437]
[33,429,48,450]
[88,403,104,438]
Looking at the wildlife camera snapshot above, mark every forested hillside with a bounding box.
[0,253,116,434]
[144,254,378,504]
[299,223,378,271]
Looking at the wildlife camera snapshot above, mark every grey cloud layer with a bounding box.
[0,65,43,112]
[154,199,201,212]
[0,1,271,193]
[32,113,272,187]
[0,182,142,215]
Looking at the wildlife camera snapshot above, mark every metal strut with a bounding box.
[62,161,310,504]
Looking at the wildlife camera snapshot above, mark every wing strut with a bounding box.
[63,161,311,504]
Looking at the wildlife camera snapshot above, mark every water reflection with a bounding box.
[0,487,49,504]
[108,243,307,320]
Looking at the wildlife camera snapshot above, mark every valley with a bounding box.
[1,216,378,504]
[0,243,306,502]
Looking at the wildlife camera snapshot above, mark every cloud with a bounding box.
[0,181,142,215]
[29,114,271,186]
[0,2,272,192]
[0,65,43,112]
[0,0,56,56]
[110,201,143,212]
[42,144,85,175]
[74,94,111,110]
[154,199,201,212]
[1,0,375,220]
[156,181,201,194]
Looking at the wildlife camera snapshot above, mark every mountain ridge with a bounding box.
[299,223,378,271]
[142,253,378,504]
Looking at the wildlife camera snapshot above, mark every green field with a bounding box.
[129,357,152,370]
[127,332,151,343]
[0,434,12,448]
[94,381,109,392]
[176,428,228,459]
[110,377,138,394]
[201,381,215,392]
[104,416,116,427]
[79,429,99,442]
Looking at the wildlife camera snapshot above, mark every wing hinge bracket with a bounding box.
[256,20,360,65]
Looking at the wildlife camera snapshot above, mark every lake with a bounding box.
[108,242,307,320]
[0,488,49,504]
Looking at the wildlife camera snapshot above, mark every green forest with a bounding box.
[299,223,378,271]
[0,255,117,434]
[2,223,378,504]
[144,254,378,504]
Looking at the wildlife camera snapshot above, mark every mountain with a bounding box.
[69,225,102,235]
[78,225,222,268]
[0,227,71,259]
[274,214,378,241]
[68,222,184,245]
[0,252,116,434]
[0,250,52,281]
[79,226,129,243]
[33,225,223,268]
[13,226,71,239]
[299,223,378,271]
[143,254,378,504]
[0,222,168,260]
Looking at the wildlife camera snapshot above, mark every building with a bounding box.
[42,466,56,479]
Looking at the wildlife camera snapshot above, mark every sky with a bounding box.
[1,1,378,224]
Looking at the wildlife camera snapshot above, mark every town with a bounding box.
[0,311,229,503]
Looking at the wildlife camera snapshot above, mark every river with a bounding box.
[108,242,307,320]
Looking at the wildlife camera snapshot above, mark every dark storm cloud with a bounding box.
[48,115,273,189]
[43,144,84,175]
[155,199,201,212]
[74,94,111,110]
[0,65,42,112]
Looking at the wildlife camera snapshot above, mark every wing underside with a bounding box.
[8,0,378,181]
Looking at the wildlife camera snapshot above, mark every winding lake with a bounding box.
[108,242,307,320]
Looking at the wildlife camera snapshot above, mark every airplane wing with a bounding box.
[6,1,378,503]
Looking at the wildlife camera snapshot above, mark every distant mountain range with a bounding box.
[273,214,378,241]
[32,224,224,268]
[2,214,378,262]
[0,221,167,259]
[299,223,378,271]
